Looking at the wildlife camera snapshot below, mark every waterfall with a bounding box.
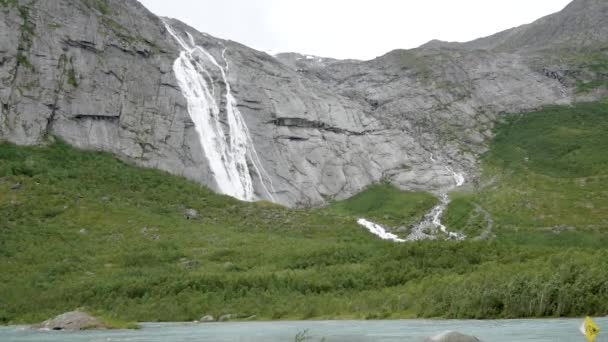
[447,166,465,187]
[165,23,275,202]
[356,161,467,242]
[407,160,466,241]
[356,154,467,242]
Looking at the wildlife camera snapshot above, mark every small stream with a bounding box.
[358,161,467,242]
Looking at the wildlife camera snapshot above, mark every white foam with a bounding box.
[407,155,467,241]
[357,218,405,242]
[580,320,587,336]
[447,166,465,187]
[165,23,275,202]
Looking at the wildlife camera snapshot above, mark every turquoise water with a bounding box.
[1,318,606,341]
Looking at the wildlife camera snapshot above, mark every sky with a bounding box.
[137,0,572,60]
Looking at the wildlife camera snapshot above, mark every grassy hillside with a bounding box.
[327,183,437,228]
[445,101,608,234]
[0,141,437,323]
[1,101,608,324]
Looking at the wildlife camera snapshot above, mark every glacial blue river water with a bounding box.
[1,318,607,341]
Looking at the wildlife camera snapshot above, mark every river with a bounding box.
[1,318,606,341]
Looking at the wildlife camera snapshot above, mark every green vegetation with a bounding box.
[12,2,35,72]
[543,49,608,93]
[67,57,78,87]
[15,54,33,70]
[573,51,608,93]
[0,142,434,323]
[80,0,160,56]
[577,79,608,94]
[1,101,607,324]
[398,50,434,81]
[82,0,111,16]
[445,101,608,232]
[435,101,608,317]
[327,183,436,228]
[571,51,608,73]
[94,0,111,16]
[92,312,139,329]
[0,0,18,8]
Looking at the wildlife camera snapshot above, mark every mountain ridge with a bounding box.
[424,0,608,52]
[0,0,607,206]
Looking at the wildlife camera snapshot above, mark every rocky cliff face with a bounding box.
[0,0,217,187]
[1,0,606,207]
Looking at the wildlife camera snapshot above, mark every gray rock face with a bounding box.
[425,331,481,342]
[0,0,213,189]
[38,311,103,330]
[1,0,606,207]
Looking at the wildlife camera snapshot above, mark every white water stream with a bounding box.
[406,163,466,241]
[358,157,466,242]
[165,23,275,202]
[357,219,406,243]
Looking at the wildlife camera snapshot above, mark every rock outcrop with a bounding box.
[1,0,606,206]
[38,311,104,330]
[198,315,215,323]
[184,208,199,220]
[425,331,481,342]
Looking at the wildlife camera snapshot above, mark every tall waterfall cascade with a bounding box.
[165,23,275,202]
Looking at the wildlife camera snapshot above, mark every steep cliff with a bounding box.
[0,0,219,187]
[0,0,606,206]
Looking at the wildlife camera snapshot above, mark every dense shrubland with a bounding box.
[1,101,607,323]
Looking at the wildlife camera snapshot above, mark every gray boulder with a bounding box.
[218,314,236,322]
[184,208,200,220]
[425,331,481,342]
[199,315,215,322]
[38,311,104,330]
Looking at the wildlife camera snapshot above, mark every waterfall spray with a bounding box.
[165,22,275,202]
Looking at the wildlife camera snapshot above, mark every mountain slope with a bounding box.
[2,101,608,323]
[0,0,607,207]
[459,0,608,52]
[445,101,608,234]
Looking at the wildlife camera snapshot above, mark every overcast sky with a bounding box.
[137,0,572,60]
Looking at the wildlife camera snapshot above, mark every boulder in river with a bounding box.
[38,311,105,330]
[425,331,482,342]
[199,315,215,322]
[218,314,236,322]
